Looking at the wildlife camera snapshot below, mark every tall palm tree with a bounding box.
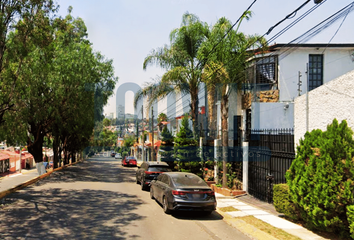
[134,12,209,139]
[200,14,266,188]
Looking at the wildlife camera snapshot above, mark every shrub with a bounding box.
[273,184,299,221]
[175,115,201,175]
[347,205,354,239]
[286,119,354,236]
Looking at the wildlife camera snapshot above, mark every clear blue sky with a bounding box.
[56,0,354,116]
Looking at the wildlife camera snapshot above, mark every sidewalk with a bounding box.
[0,168,39,192]
[215,192,326,240]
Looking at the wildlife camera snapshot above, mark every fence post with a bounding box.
[214,139,221,184]
[242,109,249,192]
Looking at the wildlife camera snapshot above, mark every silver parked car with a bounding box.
[150,172,216,214]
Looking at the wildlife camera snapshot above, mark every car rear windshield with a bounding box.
[172,174,207,187]
[148,166,172,172]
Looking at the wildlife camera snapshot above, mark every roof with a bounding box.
[269,43,354,50]
[250,43,354,56]
[0,153,9,161]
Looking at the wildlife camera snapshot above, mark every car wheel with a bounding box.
[163,196,171,214]
[141,179,146,190]
[150,187,154,199]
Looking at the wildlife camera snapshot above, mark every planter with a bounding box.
[231,190,246,196]
[211,184,246,196]
[206,181,216,187]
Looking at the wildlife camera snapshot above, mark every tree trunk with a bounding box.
[190,90,199,140]
[208,84,216,139]
[221,88,229,188]
[27,124,45,163]
[58,145,62,167]
[53,134,59,169]
[72,152,76,163]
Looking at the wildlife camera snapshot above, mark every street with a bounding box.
[0,155,250,240]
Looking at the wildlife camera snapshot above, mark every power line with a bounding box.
[197,0,259,69]
[145,0,333,120]
[321,2,354,53]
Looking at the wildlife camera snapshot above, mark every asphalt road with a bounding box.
[0,154,250,240]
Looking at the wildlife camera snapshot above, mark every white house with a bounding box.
[244,43,354,130]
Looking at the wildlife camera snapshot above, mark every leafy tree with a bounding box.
[134,12,209,139]
[157,113,168,131]
[103,118,111,127]
[0,0,56,125]
[174,115,201,175]
[159,126,175,169]
[200,14,266,187]
[157,113,167,124]
[286,119,354,237]
[1,7,118,169]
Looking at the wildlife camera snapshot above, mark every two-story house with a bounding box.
[243,43,354,130]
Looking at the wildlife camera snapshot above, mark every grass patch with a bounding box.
[237,215,301,240]
[218,206,239,212]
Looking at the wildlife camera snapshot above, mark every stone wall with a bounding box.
[257,90,279,103]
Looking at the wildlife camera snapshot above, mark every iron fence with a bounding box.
[248,128,295,202]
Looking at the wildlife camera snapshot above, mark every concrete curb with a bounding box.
[0,160,84,200]
[216,208,278,240]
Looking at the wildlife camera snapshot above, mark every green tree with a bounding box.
[159,126,175,169]
[1,7,118,169]
[200,14,266,187]
[174,115,201,176]
[157,112,168,131]
[0,0,56,125]
[286,119,354,237]
[103,118,111,127]
[134,12,209,139]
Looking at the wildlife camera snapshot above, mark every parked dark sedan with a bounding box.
[122,156,137,167]
[136,161,172,190]
[150,172,216,214]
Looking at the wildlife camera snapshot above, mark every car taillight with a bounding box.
[206,191,215,196]
[172,190,187,196]
[145,171,161,174]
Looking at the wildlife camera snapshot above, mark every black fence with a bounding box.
[248,128,295,203]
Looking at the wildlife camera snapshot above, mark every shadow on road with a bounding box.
[36,157,138,186]
[0,189,145,239]
[0,157,146,239]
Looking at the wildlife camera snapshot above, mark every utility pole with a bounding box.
[151,106,155,162]
[306,63,309,132]
[141,105,145,162]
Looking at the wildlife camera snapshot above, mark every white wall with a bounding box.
[294,69,354,147]
[252,102,294,129]
[278,47,354,102]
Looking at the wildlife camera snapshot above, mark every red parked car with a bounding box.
[122,156,137,167]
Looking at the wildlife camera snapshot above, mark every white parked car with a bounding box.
[115,153,122,159]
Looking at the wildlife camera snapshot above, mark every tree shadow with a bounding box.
[36,158,138,186]
[0,188,146,239]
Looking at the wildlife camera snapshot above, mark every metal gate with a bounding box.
[248,129,295,202]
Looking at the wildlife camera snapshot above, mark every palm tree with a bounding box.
[200,14,266,188]
[134,12,209,140]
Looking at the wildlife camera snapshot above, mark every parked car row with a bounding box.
[135,161,216,215]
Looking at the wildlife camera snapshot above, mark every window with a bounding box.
[309,54,323,91]
[256,56,278,90]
